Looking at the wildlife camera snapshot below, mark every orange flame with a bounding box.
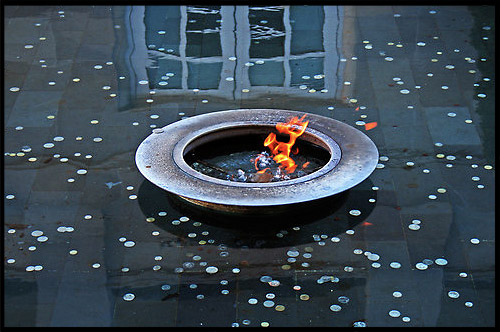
[257,167,270,174]
[263,114,309,173]
[254,155,262,170]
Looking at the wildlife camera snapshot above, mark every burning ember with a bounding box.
[245,115,311,182]
[262,114,309,173]
[186,114,330,183]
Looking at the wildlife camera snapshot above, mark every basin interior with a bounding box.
[183,125,334,182]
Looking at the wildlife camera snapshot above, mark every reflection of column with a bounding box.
[337,6,356,102]
[323,6,342,100]
[234,6,251,95]
[116,5,134,110]
[219,6,235,98]
[180,6,188,90]
[128,6,150,98]
[283,6,292,88]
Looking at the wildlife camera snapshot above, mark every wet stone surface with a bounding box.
[4,5,495,327]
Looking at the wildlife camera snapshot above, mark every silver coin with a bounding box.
[263,300,275,307]
[389,310,401,317]
[37,236,48,242]
[338,296,349,304]
[206,266,218,274]
[349,209,361,216]
[435,258,448,266]
[260,276,273,283]
[330,304,342,312]
[31,230,43,237]
[416,263,428,270]
[248,298,258,305]
[390,262,401,269]
[408,224,420,230]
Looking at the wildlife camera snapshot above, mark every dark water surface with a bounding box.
[4,5,494,327]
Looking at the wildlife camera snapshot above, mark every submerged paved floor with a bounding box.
[4,5,495,327]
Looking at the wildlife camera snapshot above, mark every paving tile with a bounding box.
[7,91,64,127]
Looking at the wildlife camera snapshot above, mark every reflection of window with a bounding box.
[249,7,285,58]
[247,6,326,91]
[145,6,181,56]
[186,6,222,57]
[290,6,324,55]
[248,7,285,88]
[137,5,340,97]
[288,6,325,91]
[143,6,224,91]
[188,62,222,89]
[147,60,182,89]
[249,61,285,86]
[290,57,324,89]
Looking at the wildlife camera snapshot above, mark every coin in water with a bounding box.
[338,296,350,303]
[435,258,448,266]
[263,300,275,307]
[390,262,401,269]
[349,209,361,216]
[416,263,428,270]
[248,298,258,305]
[330,305,342,312]
[206,266,218,274]
[389,310,401,317]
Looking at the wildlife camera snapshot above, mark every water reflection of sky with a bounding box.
[4,5,495,327]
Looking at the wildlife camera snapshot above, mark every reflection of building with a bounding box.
[123,6,345,100]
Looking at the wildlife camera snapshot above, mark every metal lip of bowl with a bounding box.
[135,109,379,211]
